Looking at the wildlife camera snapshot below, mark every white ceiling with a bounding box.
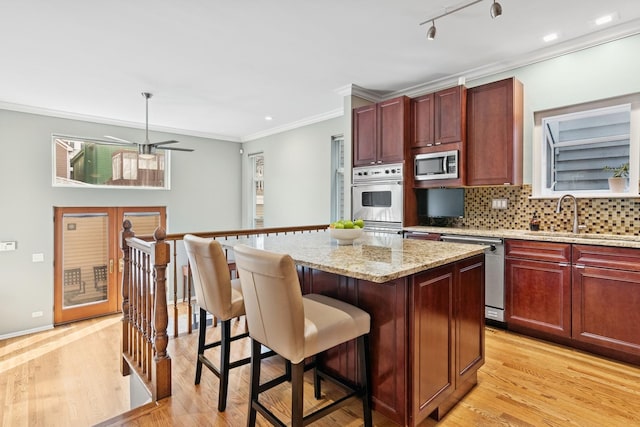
[1,1,640,143]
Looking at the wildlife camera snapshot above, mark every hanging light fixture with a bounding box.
[426,20,437,40]
[419,0,503,40]
[490,0,502,18]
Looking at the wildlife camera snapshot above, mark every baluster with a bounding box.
[152,227,171,399]
[120,220,133,376]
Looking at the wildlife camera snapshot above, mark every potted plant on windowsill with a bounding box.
[603,162,629,192]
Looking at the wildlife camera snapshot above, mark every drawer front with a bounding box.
[505,239,571,263]
[573,244,640,272]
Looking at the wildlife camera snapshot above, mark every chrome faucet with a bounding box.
[555,194,579,233]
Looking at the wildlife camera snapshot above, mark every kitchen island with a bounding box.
[222,231,486,426]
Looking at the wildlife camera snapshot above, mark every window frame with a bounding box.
[330,134,345,222]
[532,93,640,199]
[52,134,171,190]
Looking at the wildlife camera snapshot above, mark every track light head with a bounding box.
[490,0,502,18]
[426,21,437,40]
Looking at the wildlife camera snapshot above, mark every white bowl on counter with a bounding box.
[328,227,364,245]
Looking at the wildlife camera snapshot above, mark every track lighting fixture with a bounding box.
[427,21,437,40]
[490,0,502,18]
[419,0,503,40]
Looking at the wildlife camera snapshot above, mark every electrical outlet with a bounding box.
[32,253,44,262]
[32,311,43,318]
[0,241,17,251]
[491,198,508,209]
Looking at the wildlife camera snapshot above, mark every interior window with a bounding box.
[331,135,345,222]
[533,93,639,198]
[250,153,264,228]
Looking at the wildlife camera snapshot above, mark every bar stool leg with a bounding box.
[247,339,261,427]
[359,334,373,427]
[218,319,231,411]
[195,307,207,384]
[291,361,304,427]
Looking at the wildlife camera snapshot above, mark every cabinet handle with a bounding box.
[575,264,585,269]
[426,143,433,147]
[558,262,569,267]
[435,142,442,146]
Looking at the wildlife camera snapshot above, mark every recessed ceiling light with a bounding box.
[264,116,273,121]
[595,14,613,26]
[543,33,558,43]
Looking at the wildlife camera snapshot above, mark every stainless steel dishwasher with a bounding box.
[440,234,505,323]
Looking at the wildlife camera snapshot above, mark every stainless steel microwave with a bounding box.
[414,150,458,181]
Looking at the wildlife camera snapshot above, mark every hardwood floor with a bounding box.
[2,306,640,426]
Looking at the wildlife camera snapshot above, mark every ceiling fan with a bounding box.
[104,92,194,154]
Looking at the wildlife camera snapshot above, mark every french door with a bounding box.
[53,206,166,325]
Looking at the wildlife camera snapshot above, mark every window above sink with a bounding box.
[532,92,640,199]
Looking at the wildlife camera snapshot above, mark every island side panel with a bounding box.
[410,264,456,425]
[301,267,409,426]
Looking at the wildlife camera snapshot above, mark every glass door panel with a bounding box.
[54,207,118,324]
[54,206,166,325]
[61,213,109,308]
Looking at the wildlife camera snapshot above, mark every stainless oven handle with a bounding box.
[443,156,448,174]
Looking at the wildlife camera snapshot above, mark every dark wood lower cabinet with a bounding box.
[505,240,572,338]
[300,254,485,426]
[505,240,640,365]
[572,245,640,358]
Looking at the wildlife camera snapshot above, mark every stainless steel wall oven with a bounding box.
[352,163,403,233]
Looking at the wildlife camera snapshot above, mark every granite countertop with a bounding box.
[221,231,485,283]
[404,226,640,248]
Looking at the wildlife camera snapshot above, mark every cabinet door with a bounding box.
[572,265,640,356]
[455,255,485,385]
[411,265,454,424]
[506,257,572,337]
[434,86,465,145]
[466,78,523,186]
[378,96,408,164]
[411,93,434,148]
[353,104,377,166]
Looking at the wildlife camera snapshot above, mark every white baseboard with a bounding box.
[0,324,54,340]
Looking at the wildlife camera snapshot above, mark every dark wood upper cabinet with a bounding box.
[410,93,434,148]
[353,96,409,166]
[411,86,466,149]
[466,77,523,186]
[434,86,465,145]
[352,104,378,166]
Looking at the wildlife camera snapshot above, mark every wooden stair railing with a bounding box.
[165,224,330,337]
[118,222,329,402]
[120,220,171,401]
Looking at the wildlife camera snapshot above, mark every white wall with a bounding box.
[0,109,242,337]
[241,117,342,228]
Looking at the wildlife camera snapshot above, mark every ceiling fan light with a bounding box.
[427,21,437,40]
[490,1,502,18]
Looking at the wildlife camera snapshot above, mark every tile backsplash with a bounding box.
[456,185,640,235]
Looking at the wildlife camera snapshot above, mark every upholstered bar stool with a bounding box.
[233,244,373,427]
[183,234,252,412]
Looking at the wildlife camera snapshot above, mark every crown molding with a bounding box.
[388,18,640,99]
[334,84,383,103]
[242,107,344,142]
[0,101,241,142]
